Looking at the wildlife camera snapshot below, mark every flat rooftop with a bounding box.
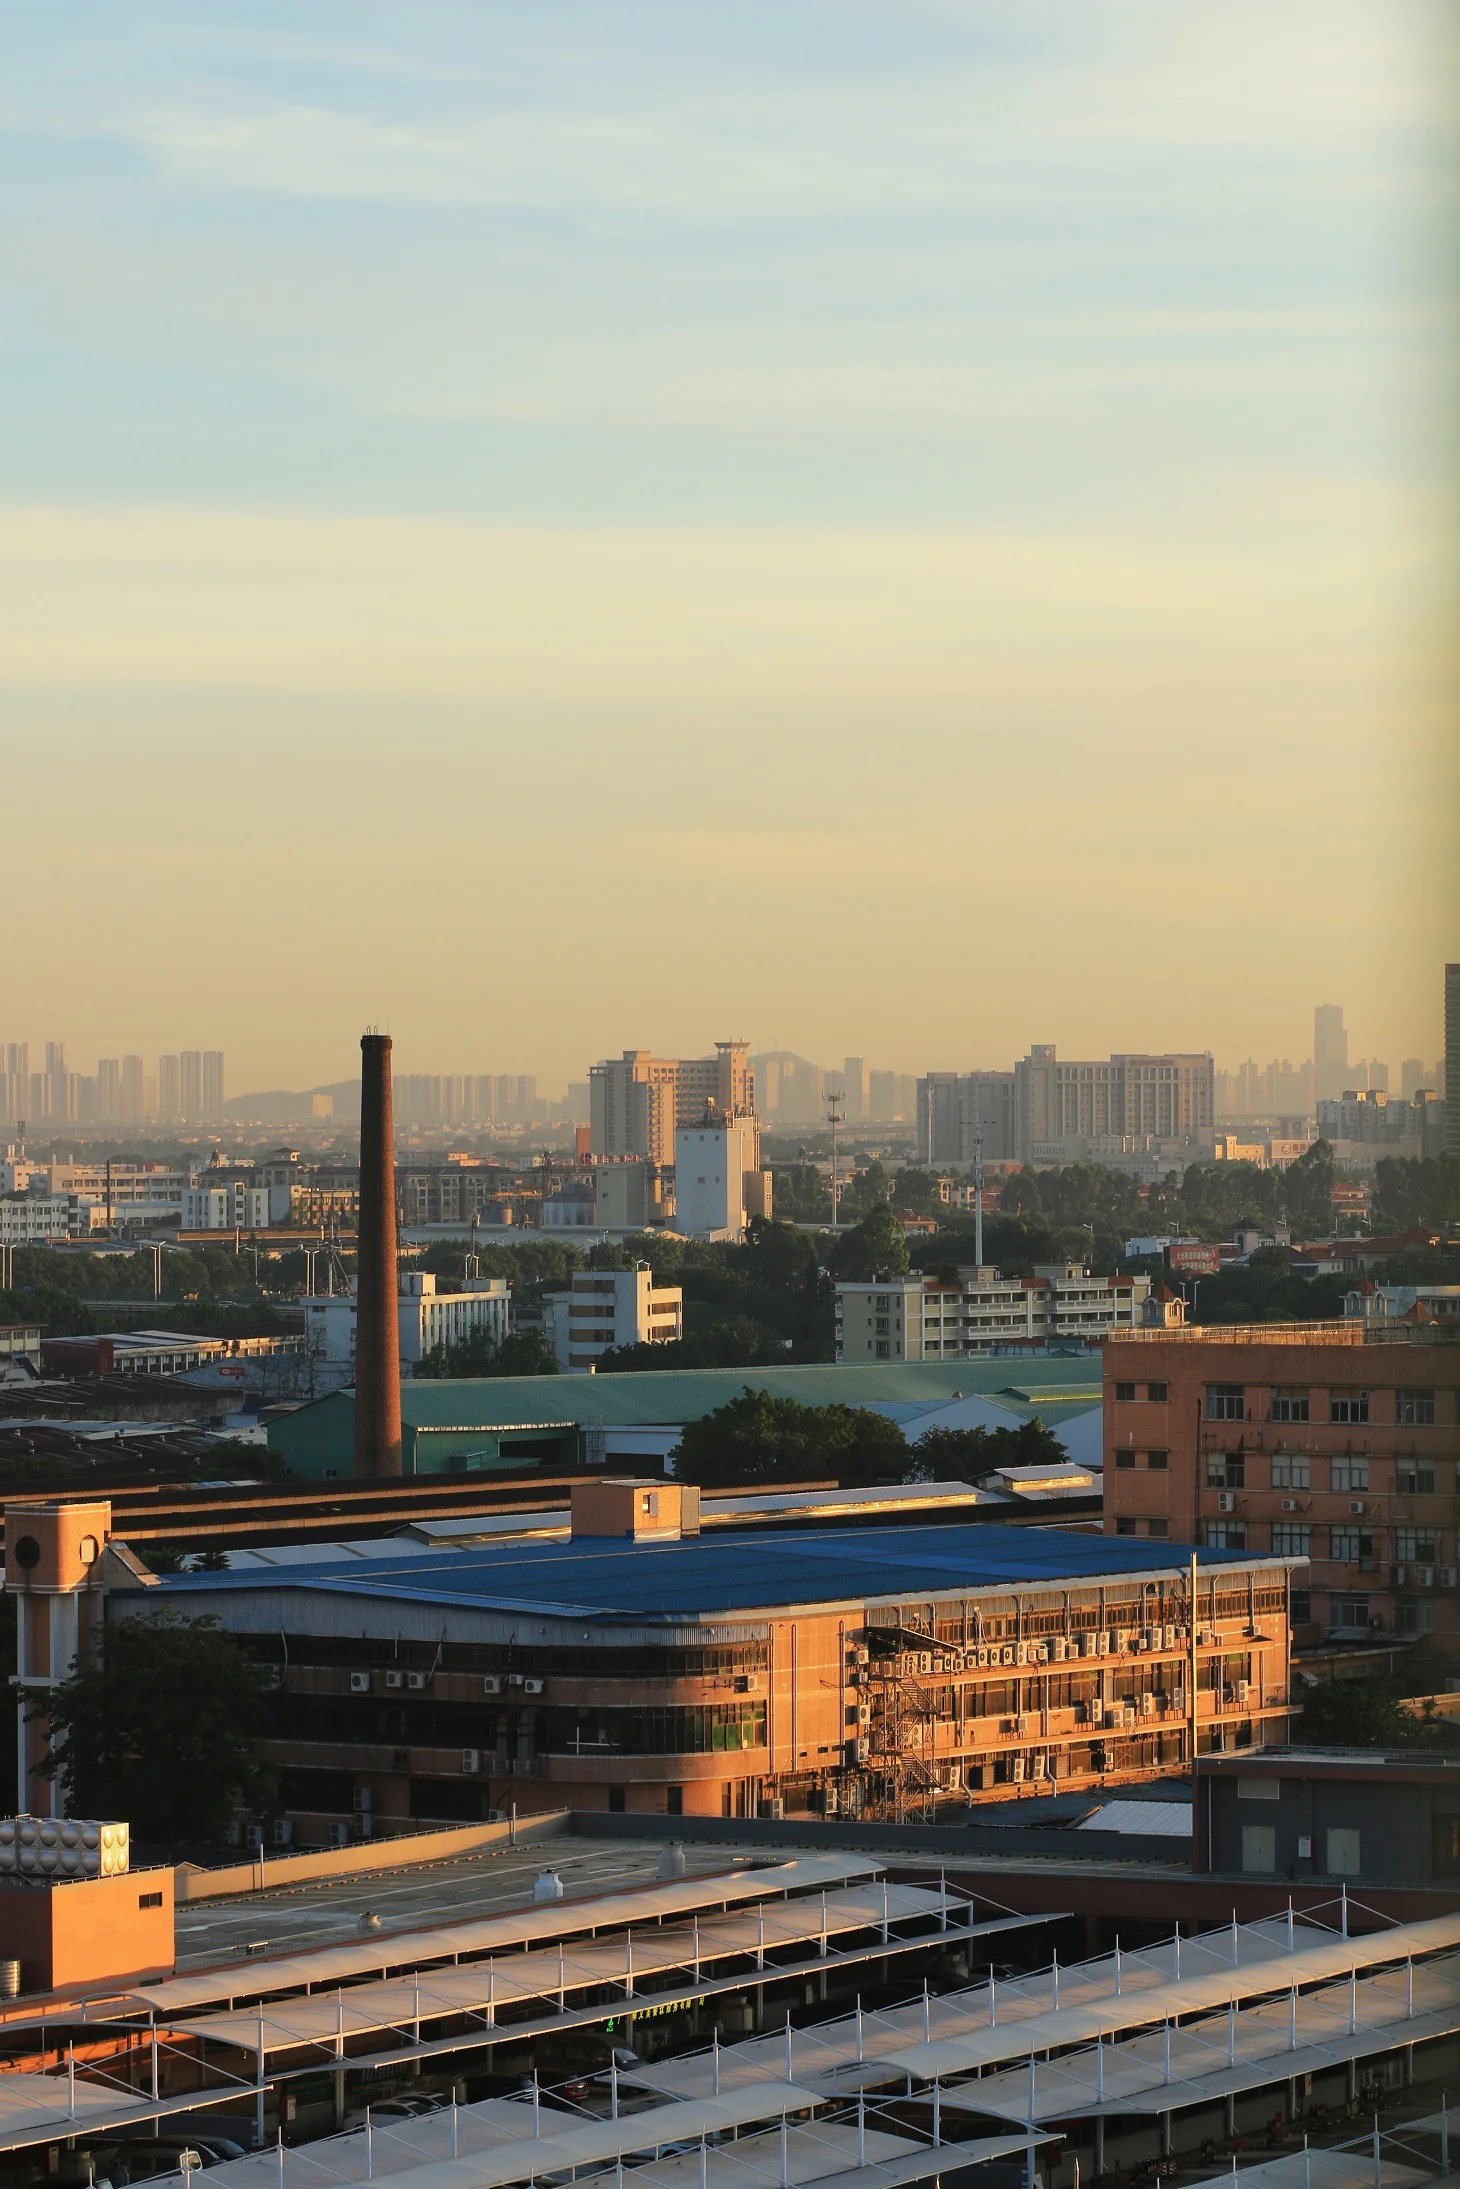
[141,1521,1274,1624]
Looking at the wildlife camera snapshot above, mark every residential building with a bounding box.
[157,1054,180,1122]
[46,1161,190,1225]
[1102,1323,1460,1640]
[546,1266,683,1371]
[841,1057,869,1121]
[116,1492,1294,1822]
[1013,1045,1215,1164]
[591,1042,753,1163]
[674,1111,761,1241]
[396,1162,507,1226]
[836,1265,1166,1361]
[182,1181,270,1230]
[1314,1004,1348,1104]
[916,1071,1016,1165]
[868,1069,916,1123]
[303,1272,511,1383]
[0,1195,71,1244]
[202,1049,225,1120]
[1344,1282,1460,1328]
[1316,1089,1416,1146]
[1447,964,1460,1155]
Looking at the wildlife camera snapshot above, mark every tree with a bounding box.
[1296,1676,1455,1752]
[415,1327,558,1378]
[906,1417,1072,1480]
[674,1389,911,1490]
[37,1612,271,1843]
[830,1204,909,1282]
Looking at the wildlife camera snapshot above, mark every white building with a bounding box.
[0,1195,71,1244]
[1013,1044,1215,1164]
[674,1113,761,1242]
[302,1272,512,1382]
[1344,1283,1460,1328]
[546,1266,684,1372]
[46,1161,190,1225]
[182,1182,271,1230]
[836,1264,1171,1361]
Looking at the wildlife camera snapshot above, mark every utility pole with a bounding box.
[826,1088,844,1231]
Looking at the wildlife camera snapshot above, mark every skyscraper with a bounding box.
[122,1055,145,1123]
[1314,1004,1348,1105]
[179,1051,202,1119]
[202,1050,225,1122]
[158,1055,180,1122]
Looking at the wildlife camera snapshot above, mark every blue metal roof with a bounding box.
[149,1523,1270,1625]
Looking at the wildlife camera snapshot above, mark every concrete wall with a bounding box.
[0,1868,174,1994]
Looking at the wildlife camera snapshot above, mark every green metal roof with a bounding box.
[355,1358,1099,1433]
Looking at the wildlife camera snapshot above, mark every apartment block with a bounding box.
[1102,1324,1460,1640]
[547,1267,684,1371]
[916,1071,1016,1165]
[1014,1045,1215,1163]
[590,1041,753,1164]
[836,1264,1167,1361]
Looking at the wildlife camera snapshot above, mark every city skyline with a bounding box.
[1,4,1455,1083]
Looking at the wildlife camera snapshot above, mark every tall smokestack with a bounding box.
[355,1032,402,1478]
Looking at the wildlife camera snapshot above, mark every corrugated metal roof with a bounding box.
[147,1521,1273,1623]
[338,1360,1105,1436]
[1074,1799,1193,1838]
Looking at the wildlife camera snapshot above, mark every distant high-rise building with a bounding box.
[202,1051,225,1122]
[122,1055,145,1123]
[841,1057,869,1122]
[1314,1004,1348,1104]
[590,1045,747,1163]
[1446,965,1460,1153]
[917,1071,1016,1164]
[1401,1058,1428,1100]
[179,1051,203,1119]
[158,1055,180,1122]
[97,1059,121,1120]
[45,1041,72,1121]
[1013,1045,1215,1163]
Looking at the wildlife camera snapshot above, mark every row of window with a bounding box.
[267,1697,770,1756]
[1204,1520,1450,1562]
[1204,1384,1439,1426]
[1206,1454,1440,1493]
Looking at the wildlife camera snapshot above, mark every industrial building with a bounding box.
[836,1267,1175,1361]
[1102,1323,1460,1639]
[101,1487,1295,1839]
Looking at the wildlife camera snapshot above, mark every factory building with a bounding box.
[112,1487,1295,1841]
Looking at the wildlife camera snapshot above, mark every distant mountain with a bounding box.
[223,1080,360,1125]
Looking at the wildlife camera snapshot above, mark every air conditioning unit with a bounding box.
[854,1647,870,1666]
[854,1739,870,1764]
[1051,1638,1068,1662]
[1163,1626,1177,1649]
[1011,1757,1026,1782]
[483,1676,501,1695]
[1237,1680,1252,1703]
[1442,1568,1458,1591]
[349,1671,372,1693]
[1416,1566,1435,1589]
[1217,1492,1236,1513]
[1088,1700,1104,1727]
[918,1652,933,1673]
[508,1672,526,1688]
[1106,1629,1122,1652]
[1171,1690,1186,1714]
[352,1787,372,1813]
[385,1670,404,1689]
[272,1819,294,1847]
[1140,1693,1156,1717]
[331,1823,350,1848]
[246,1823,265,1849]
[858,1703,872,1724]
[523,1678,545,1696]
[1002,1645,1016,1666]
[408,1672,428,1691]
[1281,1498,1299,1513]
[1141,1628,1157,1652]
[975,1647,989,1667]
[1349,1500,1366,1515]
[1120,1705,1136,1728]
[461,1748,482,1774]
[1016,1714,1032,1736]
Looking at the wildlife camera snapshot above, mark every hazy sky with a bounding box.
[2,3,1455,1091]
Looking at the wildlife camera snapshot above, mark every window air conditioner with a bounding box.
[408,1672,428,1690]
[1442,1567,1458,1591]
[1140,1693,1156,1717]
[1281,1498,1299,1513]
[483,1676,501,1695]
[1011,1757,1026,1782]
[352,1787,372,1813]
[272,1819,293,1847]
[461,1748,482,1774]
[1417,1566,1435,1589]
[523,1678,545,1696]
[349,1671,371,1693]
[1016,1714,1032,1736]
[1348,1500,1366,1516]
[1237,1680,1252,1703]
[854,1739,870,1764]
[1217,1491,1236,1513]
[246,1824,265,1849]
[385,1670,404,1689]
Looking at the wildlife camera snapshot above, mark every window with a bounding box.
[1396,1600,1437,1635]
[1207,1453,1245,1489]
[1115,1451,1136,1469]
[1330,1594,1370,1632]
[1396,1527,1440,1562]
[1329,1391,1370,1424]
[1115,1382,1136,1402]
[665,1786,683,1816]
[1206,1521,1247,1549]
[138,1890,164,1909]
[1325,1827,1361,1877]
[1270,1522,1311,1557]
[1290,1591,1311,1623]
[607,1787,626,1812]
[1270,1390,1310,1423]
[874,1294,889,1310]
[1115,1517,1137,1536]
[874,1340,889,1358]
[1271,1455,1309,1490]
[1207,1385,1246,1421]
[1145,1518,1169,1538]
[1242,1824,1276,1873]
[1330,1457,1369,1493]
[1145,1450,1169,1471]
[1146,1382,1169,1403]
[1397,1463,1436,1495]
[1329,1527,1373,1565]
[1397,1389,1435,1426]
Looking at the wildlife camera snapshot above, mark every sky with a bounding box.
[1,2,1456,1092]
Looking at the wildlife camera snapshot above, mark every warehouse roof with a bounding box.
[280,1359,1104,1438]
[143,1521,1276,1624]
